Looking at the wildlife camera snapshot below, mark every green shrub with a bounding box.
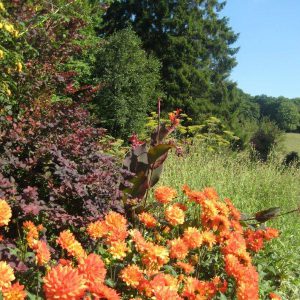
[250,119,282,161]
[92,28,161,139]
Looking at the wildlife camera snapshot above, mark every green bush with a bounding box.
[92,28,161,139]
[250,119,282,162]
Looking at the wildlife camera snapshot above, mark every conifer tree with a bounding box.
[100,0,239,120]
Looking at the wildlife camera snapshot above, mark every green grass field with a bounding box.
[283,133,300,154]
[157,145,300,299]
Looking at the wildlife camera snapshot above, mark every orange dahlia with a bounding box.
[35,240,51,266]
[130,229,151,253]
[224,198,241,220]
[201,199,219,220]
[165,204,185,226]
[183,186,206,205]
[224,254,259,300]
[169,238,189,260]
[150,273,178,291]
[0,200,12,227]
[108,241,129,260]
[154,186,177,204]
[215,201,230,217]
[181,276,199,298]
[78,253,106,288]
[237,279,259,300]
[212,277,228,294]
[203,187,219,200]
[43,265,87,300]
[87,220,106,240]
[264,228,279,240]
[0,261,15,290]
[174,261,194,274]
[23,220,37,232]
[153,285,182,300]
[104,211,128,244]
[222,231,247,255]
[90,284,120,300]
[231,220,243,233]
[37,224,45,232]
[58,259,73,266]
[210,215,231,232]
[57,230,86,260]
[2,282,26,300]
[244,229,264,252]
[120,265,144,288]
[269,292,282,300]
[142,244,169,270]
[183,227,203,249]
[23,221,39,249]
[138,212,157,228]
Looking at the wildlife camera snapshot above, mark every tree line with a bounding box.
[1,0,299,144]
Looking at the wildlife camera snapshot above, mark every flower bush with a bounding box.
[0,185,282,299]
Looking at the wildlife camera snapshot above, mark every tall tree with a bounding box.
[100,0,239,121]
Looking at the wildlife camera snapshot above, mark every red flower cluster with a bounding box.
[244,228,279,252]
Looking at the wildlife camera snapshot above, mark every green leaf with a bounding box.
[162,265,178,277]
[26,292,43,300]
[148,144,173,164]
[105,278,116,288]
[219,293,228,300]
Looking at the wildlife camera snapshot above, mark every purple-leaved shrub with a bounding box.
[0,102,126,231]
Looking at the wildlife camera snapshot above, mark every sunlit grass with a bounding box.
[283,133,300,154]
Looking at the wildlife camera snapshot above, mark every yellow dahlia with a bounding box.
[165,204,185,226]
[87,220,106,240]
[2,282,26,300]
[108,241,129,260]
[0,261,15,290]
[202,230,217,249]
[0,200,12,227]
[57,230,86,260]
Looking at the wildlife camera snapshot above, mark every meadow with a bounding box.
[283,133,300,154]
[159,145,300,299]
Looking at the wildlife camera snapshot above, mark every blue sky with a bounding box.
[222,0,300,98]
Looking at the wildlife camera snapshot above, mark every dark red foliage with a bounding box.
[0,103,125,230]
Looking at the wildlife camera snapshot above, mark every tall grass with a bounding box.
[158,145,300,299]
